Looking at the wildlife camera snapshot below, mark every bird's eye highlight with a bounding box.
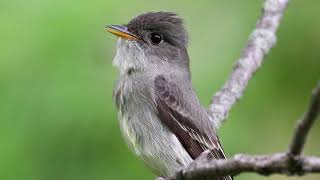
[150,33,163,45]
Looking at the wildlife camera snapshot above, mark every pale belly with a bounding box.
[117,109,193,176]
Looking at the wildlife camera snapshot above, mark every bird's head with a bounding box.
[106,12,190,74]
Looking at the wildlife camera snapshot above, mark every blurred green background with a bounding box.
[0,0,319,180]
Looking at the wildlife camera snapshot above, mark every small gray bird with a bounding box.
[106,12,232,180]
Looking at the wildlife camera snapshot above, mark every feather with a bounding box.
[154,75,232,180]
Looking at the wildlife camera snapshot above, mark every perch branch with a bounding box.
[208,0,290,128]
[167,154,320,180]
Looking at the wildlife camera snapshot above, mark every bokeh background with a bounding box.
[0,0,319,180]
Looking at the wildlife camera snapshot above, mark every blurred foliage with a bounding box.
[0,0,319,180]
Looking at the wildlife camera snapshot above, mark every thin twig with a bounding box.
[289,82,320,156]
[208,0,290,128]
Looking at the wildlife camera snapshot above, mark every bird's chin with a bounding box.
[112,39,148,74]
[116,38,140,48]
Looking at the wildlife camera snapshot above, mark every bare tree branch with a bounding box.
[166,154,320,180]
[209,0,290,128]
[159,82,320,180]
[289,82,320,156]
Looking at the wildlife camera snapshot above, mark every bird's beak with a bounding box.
[105,25,140,41]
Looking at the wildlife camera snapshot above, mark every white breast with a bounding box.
[117,107,193,177]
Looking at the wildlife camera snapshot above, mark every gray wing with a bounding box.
[154,75,226,160]
[154,75,232,180]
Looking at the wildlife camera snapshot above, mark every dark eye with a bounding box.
[150,33,163,45]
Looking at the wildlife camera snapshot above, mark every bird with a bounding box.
[106,12,232,180]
